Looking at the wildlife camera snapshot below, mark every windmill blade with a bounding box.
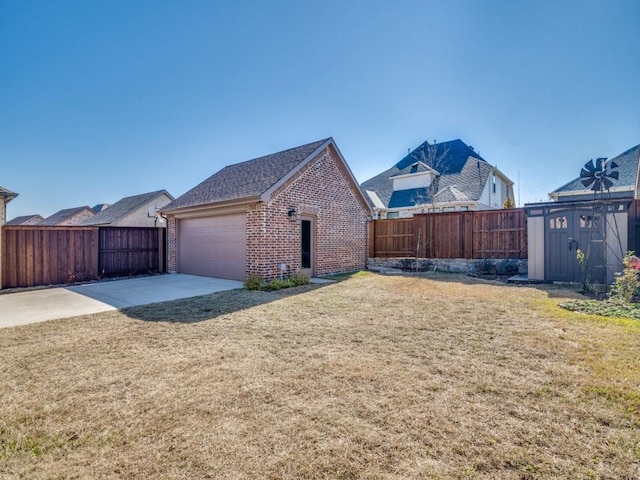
[595,158,607,171]
[581,159,598,175]
[607,170,620,181]
[581,177,595,188]
[608,160,618,169]
[601,177,614,190]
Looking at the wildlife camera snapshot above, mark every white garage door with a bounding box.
[178,214,247,281]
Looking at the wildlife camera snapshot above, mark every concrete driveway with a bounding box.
[0,274,243,328]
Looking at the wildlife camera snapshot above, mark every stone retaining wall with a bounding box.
[368,257,528,275]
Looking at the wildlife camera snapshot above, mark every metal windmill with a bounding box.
[578,157,623,288]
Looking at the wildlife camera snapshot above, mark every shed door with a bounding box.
[178,214,246,281]
[545,208,604,283]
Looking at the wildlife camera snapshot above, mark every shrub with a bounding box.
[244,274,264,291]
[496,259,519,276]
[474,259,496,276]
[288,272,311,286]
[609,251,640,304]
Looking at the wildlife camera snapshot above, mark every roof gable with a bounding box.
[82,190,173,225]
[550,144,640,198]
[361,139,489,208]
[8,214,44,225]
[38,206,95,226]
[165,139,330,211]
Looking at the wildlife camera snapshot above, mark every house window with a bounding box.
[443,207,455,212]
[460,206,469,212]
[492,174,496,194]
[387,212,400,219]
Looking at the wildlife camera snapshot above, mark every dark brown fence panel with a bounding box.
[369,218,415,257]
[2,226,99,289]
[472,209,528,259]
[98,227,165,277]
[370,209,527,259]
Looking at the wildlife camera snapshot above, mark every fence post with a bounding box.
[368,221,375,258]
[158,227,165,273]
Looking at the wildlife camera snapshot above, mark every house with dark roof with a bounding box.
[361,139,515,218]
[8,214,44,225]
[37,206,95,226]
[162,138,372,281]
[549,144,640,202]
[81,190,174,227]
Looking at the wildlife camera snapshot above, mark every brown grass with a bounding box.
[1,271,639,479]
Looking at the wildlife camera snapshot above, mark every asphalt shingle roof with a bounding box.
[7,214,44,225]
[551,144,640,195]
[38,206,95,226]
[361,139,487,208]
[388,188,430,208]
[164,138,330,211]
[82,190,173,225]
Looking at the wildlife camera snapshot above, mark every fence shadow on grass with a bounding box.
[120,282,332,323]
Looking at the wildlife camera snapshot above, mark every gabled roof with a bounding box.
[361,139,488,208]
[0,186,18,202]
[38,206,95,226]
[164,138,371,214]
[550,144,640,198]
[434,185,470,203]
[82,190,173,225]
[8,214,44,225]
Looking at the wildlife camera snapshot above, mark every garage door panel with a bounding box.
[178,215,246,280]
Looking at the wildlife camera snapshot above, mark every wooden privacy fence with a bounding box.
[2,226,165,289]
[369,209,528,259]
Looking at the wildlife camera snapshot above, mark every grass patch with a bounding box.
[1,272,640,478]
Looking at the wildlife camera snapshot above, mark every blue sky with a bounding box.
[2,0,639,219]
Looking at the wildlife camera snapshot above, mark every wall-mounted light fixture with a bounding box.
[287,208,297,221]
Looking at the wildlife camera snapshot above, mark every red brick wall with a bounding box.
[246,145,370,280]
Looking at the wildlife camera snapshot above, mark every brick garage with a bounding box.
[162,138,372,280]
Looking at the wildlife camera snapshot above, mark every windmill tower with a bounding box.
[579,158,624,287]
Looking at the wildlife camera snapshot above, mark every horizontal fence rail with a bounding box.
[369,209,528,259]
[2,226,165,289]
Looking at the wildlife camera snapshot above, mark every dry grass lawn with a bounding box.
[1,271,639,479]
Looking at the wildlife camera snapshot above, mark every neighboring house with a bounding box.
[525,143,640,284]
[81,190,174,227]
[38,206,96,226]
[162,137,372,281]
[0,185,18,288]
[549,144,640,202]
[8,214,44,225]
[361,139,515,218]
